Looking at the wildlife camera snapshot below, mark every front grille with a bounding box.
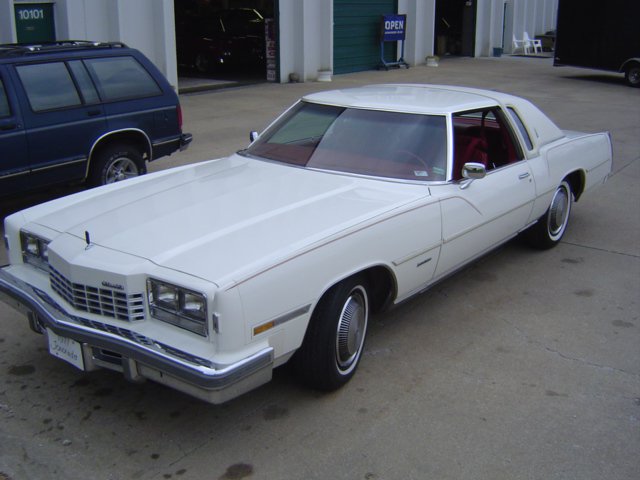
[50,266,145,321]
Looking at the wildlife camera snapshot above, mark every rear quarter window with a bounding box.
[85,56,161,101]
[16,62,82,111]
[507,107,534,151]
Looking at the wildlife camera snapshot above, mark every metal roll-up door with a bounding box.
[334,0,398,74]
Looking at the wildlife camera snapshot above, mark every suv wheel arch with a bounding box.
[87,130,152,186]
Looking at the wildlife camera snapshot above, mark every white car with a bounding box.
[0,85,612,404]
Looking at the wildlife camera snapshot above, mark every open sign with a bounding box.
[381,14,406,41]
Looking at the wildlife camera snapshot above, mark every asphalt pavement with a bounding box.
[1,56,639,480]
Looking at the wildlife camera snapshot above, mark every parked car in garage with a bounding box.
[0,85,612,404]
[0,41,192,197]
[176,8,265,73]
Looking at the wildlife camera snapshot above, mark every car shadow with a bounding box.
[560,73,627,87]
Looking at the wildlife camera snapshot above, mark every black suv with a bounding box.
[0,41,192,196]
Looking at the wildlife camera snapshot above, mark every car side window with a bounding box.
[452,108,522,180]
[84,56,161,101]
[0,78,10,117]
[16,62,81,112]
[507,107,534,150]
[68,60,100,104]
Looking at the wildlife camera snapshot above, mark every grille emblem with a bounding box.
[102,281,124,290]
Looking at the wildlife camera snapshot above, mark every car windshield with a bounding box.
[244,101,447,181]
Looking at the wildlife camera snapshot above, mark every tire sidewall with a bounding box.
[526,179,572,249]
[625,63,640,87]
[546,180,572,243]
[292,276,370,391]
[91,145,145,187]
[333,283,369,377]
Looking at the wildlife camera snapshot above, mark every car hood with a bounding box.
[31,155,427,286]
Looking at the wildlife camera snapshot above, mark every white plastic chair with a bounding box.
[524,32,542,54]
[513,35,527,54]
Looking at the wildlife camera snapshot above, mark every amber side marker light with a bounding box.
[253,321,275,336]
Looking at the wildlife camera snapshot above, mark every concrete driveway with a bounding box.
[1,56,638,480]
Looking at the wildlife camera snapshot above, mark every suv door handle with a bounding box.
[87,109,102,117]
[0,122,17,131]
[518,172,530,180]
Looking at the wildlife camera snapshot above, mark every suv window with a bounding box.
[0,78,10,117]
[85,56,161,101]
[17,62,81,111]
[68,60,100,104]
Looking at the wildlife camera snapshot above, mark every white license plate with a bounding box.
[47,329,85,371]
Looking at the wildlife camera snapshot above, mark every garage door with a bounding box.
[334,0,398,74]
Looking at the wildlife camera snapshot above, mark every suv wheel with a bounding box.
[91,144,146,186]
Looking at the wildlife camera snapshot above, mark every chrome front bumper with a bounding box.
[0,268,273,404]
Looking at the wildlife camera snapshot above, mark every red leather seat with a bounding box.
[453,135,488,180]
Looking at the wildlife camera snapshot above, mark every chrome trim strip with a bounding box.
[272,304,311,327]
[152,136,181,147]
[392,244,440,266]
[586,157,611,173]
[227,200,439,290]
[0,269,273,390]
[86,128,153,177]
[442,201,535,244]
[0,169,29,180]
[31,157,86,173]
[1,157,87,179]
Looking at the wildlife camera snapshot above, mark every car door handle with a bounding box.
[518,172,531,180]
[0,122,17,131]
[87,109,102,117]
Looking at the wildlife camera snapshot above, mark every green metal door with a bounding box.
[15,3,56,43]
[334,0,398,74]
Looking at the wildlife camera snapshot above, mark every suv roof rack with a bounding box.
[0,41,129,57]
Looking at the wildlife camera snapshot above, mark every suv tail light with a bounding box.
[177,104,183,130]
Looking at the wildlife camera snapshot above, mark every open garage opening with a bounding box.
[175,0,277,90]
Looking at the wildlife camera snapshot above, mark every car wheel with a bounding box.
[625,62,640,88]
[195,53,213,73]
[90,144,145,187]
[291,276,370,391]
[526,180,572,249]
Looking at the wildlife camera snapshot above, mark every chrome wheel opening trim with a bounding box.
[547,183,570,240]
[335,285,368,375]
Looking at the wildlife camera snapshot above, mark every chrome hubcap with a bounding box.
[548,185,570,238]
[335,286,368,374]
[106,157,138,183]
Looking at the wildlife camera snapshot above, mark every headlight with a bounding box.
[147,278,208,336]
[20,231,50,272]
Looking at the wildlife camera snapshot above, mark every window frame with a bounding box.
[451,106,525,181]
[67,60,101,105]
[0,76,11,118]
[506,106,535,152]
[244,101,449,183]
[15,61,83,113]
[83,55,162,103]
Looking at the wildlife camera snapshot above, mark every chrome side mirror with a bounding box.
[249,131,259,143]
[460,162,487,189]
[462,162,487,180]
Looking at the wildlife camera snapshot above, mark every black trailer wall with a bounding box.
[555,0,640,73]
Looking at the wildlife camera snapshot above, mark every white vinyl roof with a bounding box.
[303,84,565,148]
[302,84,509,115]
